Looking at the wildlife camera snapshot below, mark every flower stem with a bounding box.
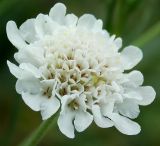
[111,0,124,35]
[19,115,57,146]
[133,21,160,47]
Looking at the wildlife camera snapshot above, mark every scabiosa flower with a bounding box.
[7,3,156,138]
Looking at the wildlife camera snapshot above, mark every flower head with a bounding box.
[7,3,156,138]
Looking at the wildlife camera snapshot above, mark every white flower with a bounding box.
[58,94,93,138]
[7,3,156,138]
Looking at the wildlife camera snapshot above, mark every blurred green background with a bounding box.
[0,0,160,146]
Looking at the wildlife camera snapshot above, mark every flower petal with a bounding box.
[49,3,66,24]
[137,86,156,105]
[21,92,43,111]
[61,94,77,112]
[65,14,78,26]
[6,21,27,50]
[92,105,113,128]
[78,14,97,29]
[14,45,45,66]
[58,111,75,138]
[40,97,60,120]
[16,78,41,94]
[117,99,140,119]
[74,110,93,132]
[114,37,122,50]
[35,14,57,38]
[19,19,37,43]
[7,61,30,79]
[101,100,115,116]
[121,46,143,70]
[20,63,41,78]
[109,113,141,135]
[123,90,143,100]
[92,19,103,32]
[125,70,144,87]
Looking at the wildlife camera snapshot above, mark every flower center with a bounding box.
[68,100,79,110]
[43,87,52,98]
[41,33,111,101]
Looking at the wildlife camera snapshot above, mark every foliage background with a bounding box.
[0,0,160,146]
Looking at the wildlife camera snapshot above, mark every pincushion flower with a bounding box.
[7,3,156,138]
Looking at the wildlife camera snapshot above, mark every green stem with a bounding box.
[133,21,160,47]
[111,0,124,35]
[105,0,115,31]
[19,115,57,146]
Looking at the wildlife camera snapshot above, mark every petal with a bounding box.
[6,21,27,50]
[92,105,113,128]
[78,14,97,29]
[125,70,144,87]
[74,110,93,132]
[121,46,143,70]
[117,99,140,119]
[14,45,45,66]
[21,92,43,111]
[137,86,156,105]
[114,37,122,50]
[7,61,30,79]
[76,94,87,111]
[123,90,143,100]
[109,113,141,135]
[61,94,77,112]
[92,19,103,32]
[40,97,60,120]
[65,14,78,26]
[58,111,75,138]
[35,14,56,38]
[20,63,41,78]
[19,19,37,43]
[40,79,55,87]
[49,3,66,24]
[101,100,115,116]
[16,77,41,94]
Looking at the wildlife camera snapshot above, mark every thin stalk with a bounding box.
[19,115,57,146]
[105,0,116,31]
[133,21,160,47]
[111,0,124,35]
